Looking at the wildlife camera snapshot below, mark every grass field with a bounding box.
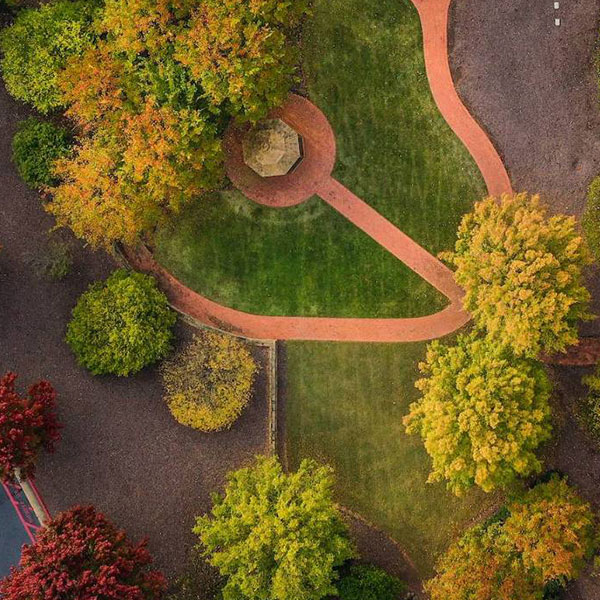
[154,190,445,318]
[284,342,500,576]
[154,0,484,318]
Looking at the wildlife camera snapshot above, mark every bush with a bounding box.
[12,118,71,188]
[442,193,592,357]
[404,332,552,495]
[194,456,355,600]
[0,372,61,482]
[161,330,257,432]
[0,0,97,113]
[580,367,600,445]
[336,563,406,600]
[66,269,176,376]
[0,505,166,600]
[583,175,600,261]
[426,477,596,600]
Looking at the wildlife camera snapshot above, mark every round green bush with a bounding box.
[583,175,600,262]
[12,118,71,188]
[66,269,176,376]
[0,0,97,113]
[337,564,406,600]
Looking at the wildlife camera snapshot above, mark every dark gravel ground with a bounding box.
[0,82,269,579]
[449,3,600,597]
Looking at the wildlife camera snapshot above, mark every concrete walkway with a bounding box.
[126,0,512,343]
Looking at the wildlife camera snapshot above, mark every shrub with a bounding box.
[0,0,97,113]
[336,563,406,600]
[426,477,596,600]
[26,233,73,280]
[66,269,176,376]
[404,332,552,495]
[0,372,61,482]
[581,367,600,445]
[12,118,71,188]
[161,330,257,432]
[194,456,355,600]
[442,193,592,358]
[0,505,166,600]
[583,175,600,261]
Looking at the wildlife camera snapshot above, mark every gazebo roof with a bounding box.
[242,119,303,177]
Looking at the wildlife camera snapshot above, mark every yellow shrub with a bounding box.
[161,330,258,431]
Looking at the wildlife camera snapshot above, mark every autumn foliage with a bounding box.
[404,333,552,495]
[426,477,597,600]
[442,193,592,358]
[0,372,61,483]
[175,0,308,122]
[0,505,166,600]
[161,330,258,432]
[23,0,309,247]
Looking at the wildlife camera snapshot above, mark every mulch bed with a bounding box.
[0,84,269,579]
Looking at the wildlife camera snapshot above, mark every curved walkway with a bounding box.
[126,0,512,343]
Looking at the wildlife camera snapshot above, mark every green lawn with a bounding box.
[154,191,445,318]
[154,0,484,319]
[285,342,501,576]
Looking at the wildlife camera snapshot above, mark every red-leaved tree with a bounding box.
[0,372,61,482]
[0,505,167,600]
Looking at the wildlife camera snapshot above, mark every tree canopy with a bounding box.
[0,505,166,600]
[426,477,597,600]
[442,193,592,358]
[0,0,310,247]
[404,332,552,495]
[194,456,355,600]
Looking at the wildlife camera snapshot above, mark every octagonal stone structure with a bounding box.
[242,118,303,178]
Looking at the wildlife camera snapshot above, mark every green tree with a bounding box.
[0,0,97,113]
[442,193,592,358]
[194,456,354,600]
[404,333,552,495]
[66,269,176,376]
[12,118,72,188]
[426,477,596,600]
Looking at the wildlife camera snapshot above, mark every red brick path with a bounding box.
[125,0,513,343]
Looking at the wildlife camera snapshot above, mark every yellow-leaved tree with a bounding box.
[442,193,592,358]
[404,332,552,495]
[427,477,597,600]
